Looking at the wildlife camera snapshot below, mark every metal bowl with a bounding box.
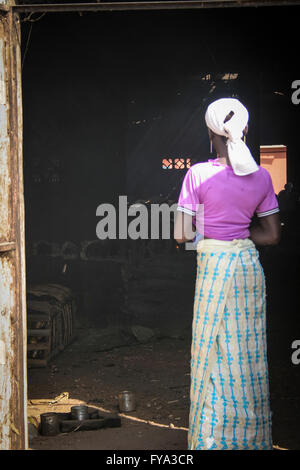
[118,391,136,412]
[40,412,60,436]
[70,405,89,421]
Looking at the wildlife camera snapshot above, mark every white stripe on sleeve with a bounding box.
[177,206,196,216]
[256,207,280,218]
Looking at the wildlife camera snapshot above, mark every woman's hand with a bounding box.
[249,213,281,246]
[174,211,196,244]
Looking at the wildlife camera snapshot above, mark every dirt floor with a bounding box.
[28,327,190,450]
[27,324,300,451]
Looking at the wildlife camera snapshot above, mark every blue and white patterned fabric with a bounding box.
[188,238,272,450]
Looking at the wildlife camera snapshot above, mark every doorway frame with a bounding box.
[0,0,297,450]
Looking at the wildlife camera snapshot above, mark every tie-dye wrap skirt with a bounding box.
[188,238,272,450]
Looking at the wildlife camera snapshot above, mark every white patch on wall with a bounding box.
[0,340,5,364]
[0,39,5,105]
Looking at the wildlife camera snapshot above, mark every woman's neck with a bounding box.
[213,135,231,167]
[216,154,231,166]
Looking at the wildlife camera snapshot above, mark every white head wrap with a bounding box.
[205,98,259,176]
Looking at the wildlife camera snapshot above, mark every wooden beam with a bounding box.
[12,0,300,14]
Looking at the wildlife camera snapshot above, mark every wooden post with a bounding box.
[0,1,27,450]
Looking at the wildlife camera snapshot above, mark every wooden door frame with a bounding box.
[0,0,297,451]
[0,2,27,450]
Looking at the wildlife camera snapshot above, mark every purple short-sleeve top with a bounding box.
[177,158,279,241]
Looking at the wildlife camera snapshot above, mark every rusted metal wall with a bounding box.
[0,0,27,450]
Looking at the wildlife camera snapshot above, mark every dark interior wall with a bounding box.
[22,6,300,242]
[125,75,260,201]
[21,6,300,329]
[22,13,127,243]
[122,9,263,200]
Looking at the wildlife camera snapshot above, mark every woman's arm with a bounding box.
[174,211,196,244]
[249,213,281,246]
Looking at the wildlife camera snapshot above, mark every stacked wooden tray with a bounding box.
[27,284,76,368]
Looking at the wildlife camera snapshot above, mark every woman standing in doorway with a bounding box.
[174,98,280,450]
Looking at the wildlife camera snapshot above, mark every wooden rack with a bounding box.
[27,284,76,368]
